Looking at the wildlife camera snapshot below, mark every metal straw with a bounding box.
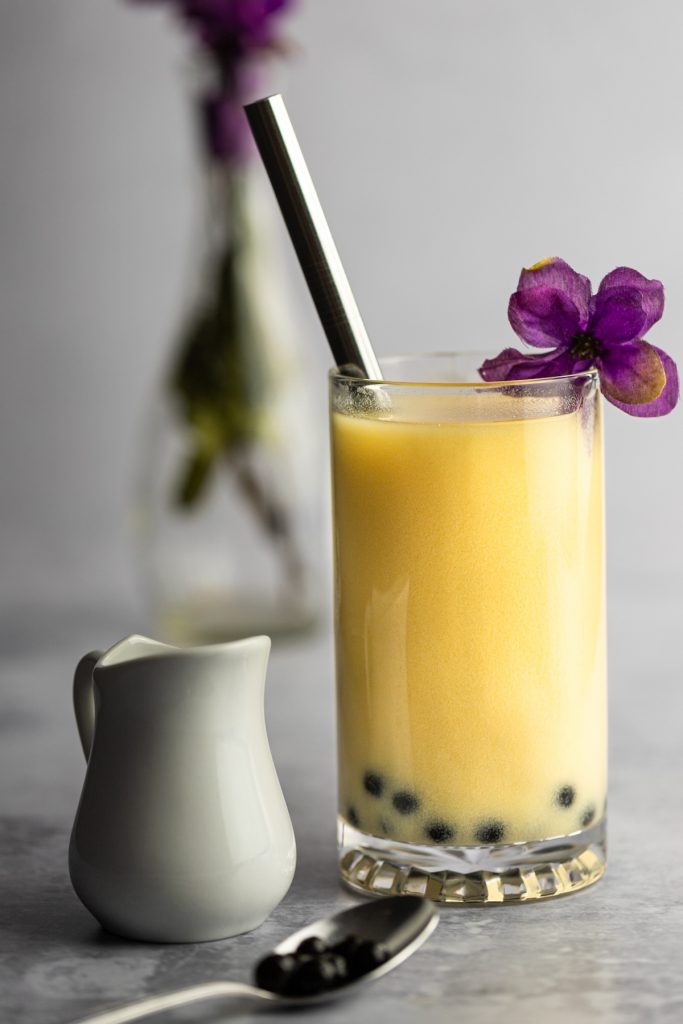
[244,94,382,381]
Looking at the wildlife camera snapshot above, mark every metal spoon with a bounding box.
[71,896,438,1024]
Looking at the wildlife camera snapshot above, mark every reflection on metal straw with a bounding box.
[244,94,382,381]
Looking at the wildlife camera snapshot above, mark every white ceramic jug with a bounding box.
[69,634,296,942]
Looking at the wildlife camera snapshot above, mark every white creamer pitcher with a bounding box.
[69,634,296,942]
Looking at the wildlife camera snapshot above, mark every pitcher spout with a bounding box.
[98,633,271,672]
[98,634,176,668]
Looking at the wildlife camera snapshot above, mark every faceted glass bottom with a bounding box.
[338,816,606,903]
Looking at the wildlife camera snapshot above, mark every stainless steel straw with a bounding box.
[244,94,382,381]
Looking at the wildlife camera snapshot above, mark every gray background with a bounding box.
[1,0,682,617]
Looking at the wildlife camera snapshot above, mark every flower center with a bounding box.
[570,331,602,361]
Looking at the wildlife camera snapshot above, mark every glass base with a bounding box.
[338,816,606,904]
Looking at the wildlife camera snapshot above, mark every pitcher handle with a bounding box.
[73,651,102,760]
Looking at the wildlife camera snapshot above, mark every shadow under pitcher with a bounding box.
[330,354,607,904]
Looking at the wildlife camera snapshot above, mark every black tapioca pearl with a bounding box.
[425,821,456,844]
[581,805,596,828]
[286,955,340,995]
[255,953,298,994]
[297,936,328,956]
[347,805,360,828]
[392,790,420,815]
[332,935,363,959]
[363,771,385,798]
[475,820,506,844]
[347,940,391,978]
[378,818,391,835]
[324,953,348,985]
[556,785,576,808]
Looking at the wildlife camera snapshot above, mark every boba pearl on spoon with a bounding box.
[70,897,438,1024]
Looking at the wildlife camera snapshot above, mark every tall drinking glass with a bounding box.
[330,354,607,903]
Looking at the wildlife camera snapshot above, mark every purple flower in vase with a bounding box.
[181,0,292,50]
[130,0,294,160]
[132,0,293,56]
[479,257,679,416]
[201,89,252,160]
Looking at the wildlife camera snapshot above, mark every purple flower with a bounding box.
[132,0,293,54]
[130,1,294,160]
[180,0,292,52]
[479,258,679,416]
[201,91,253,160]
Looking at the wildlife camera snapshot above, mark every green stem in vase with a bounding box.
[225,446,304,592]
[169,167,304,590]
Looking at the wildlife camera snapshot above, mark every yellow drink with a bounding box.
[331,377,606,868]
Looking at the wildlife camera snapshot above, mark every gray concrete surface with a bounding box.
[1,586,681,1024]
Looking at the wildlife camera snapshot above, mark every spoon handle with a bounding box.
[70,980,275,1024]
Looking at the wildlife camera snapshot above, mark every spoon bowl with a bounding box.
[72,896,438,1024]
[269,895,439,1005]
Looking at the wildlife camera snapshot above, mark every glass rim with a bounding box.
[329,351,599,390]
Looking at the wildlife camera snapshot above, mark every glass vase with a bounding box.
[134,161,323,644]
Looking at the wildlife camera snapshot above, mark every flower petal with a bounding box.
[603,344,679,417]
[479,346,584,382]
[597,267,664,334]
[589,286,648,344]
[517,257,592,325]
[596,339,666,406]
[202,94,251,160]
[508,287,582,348]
